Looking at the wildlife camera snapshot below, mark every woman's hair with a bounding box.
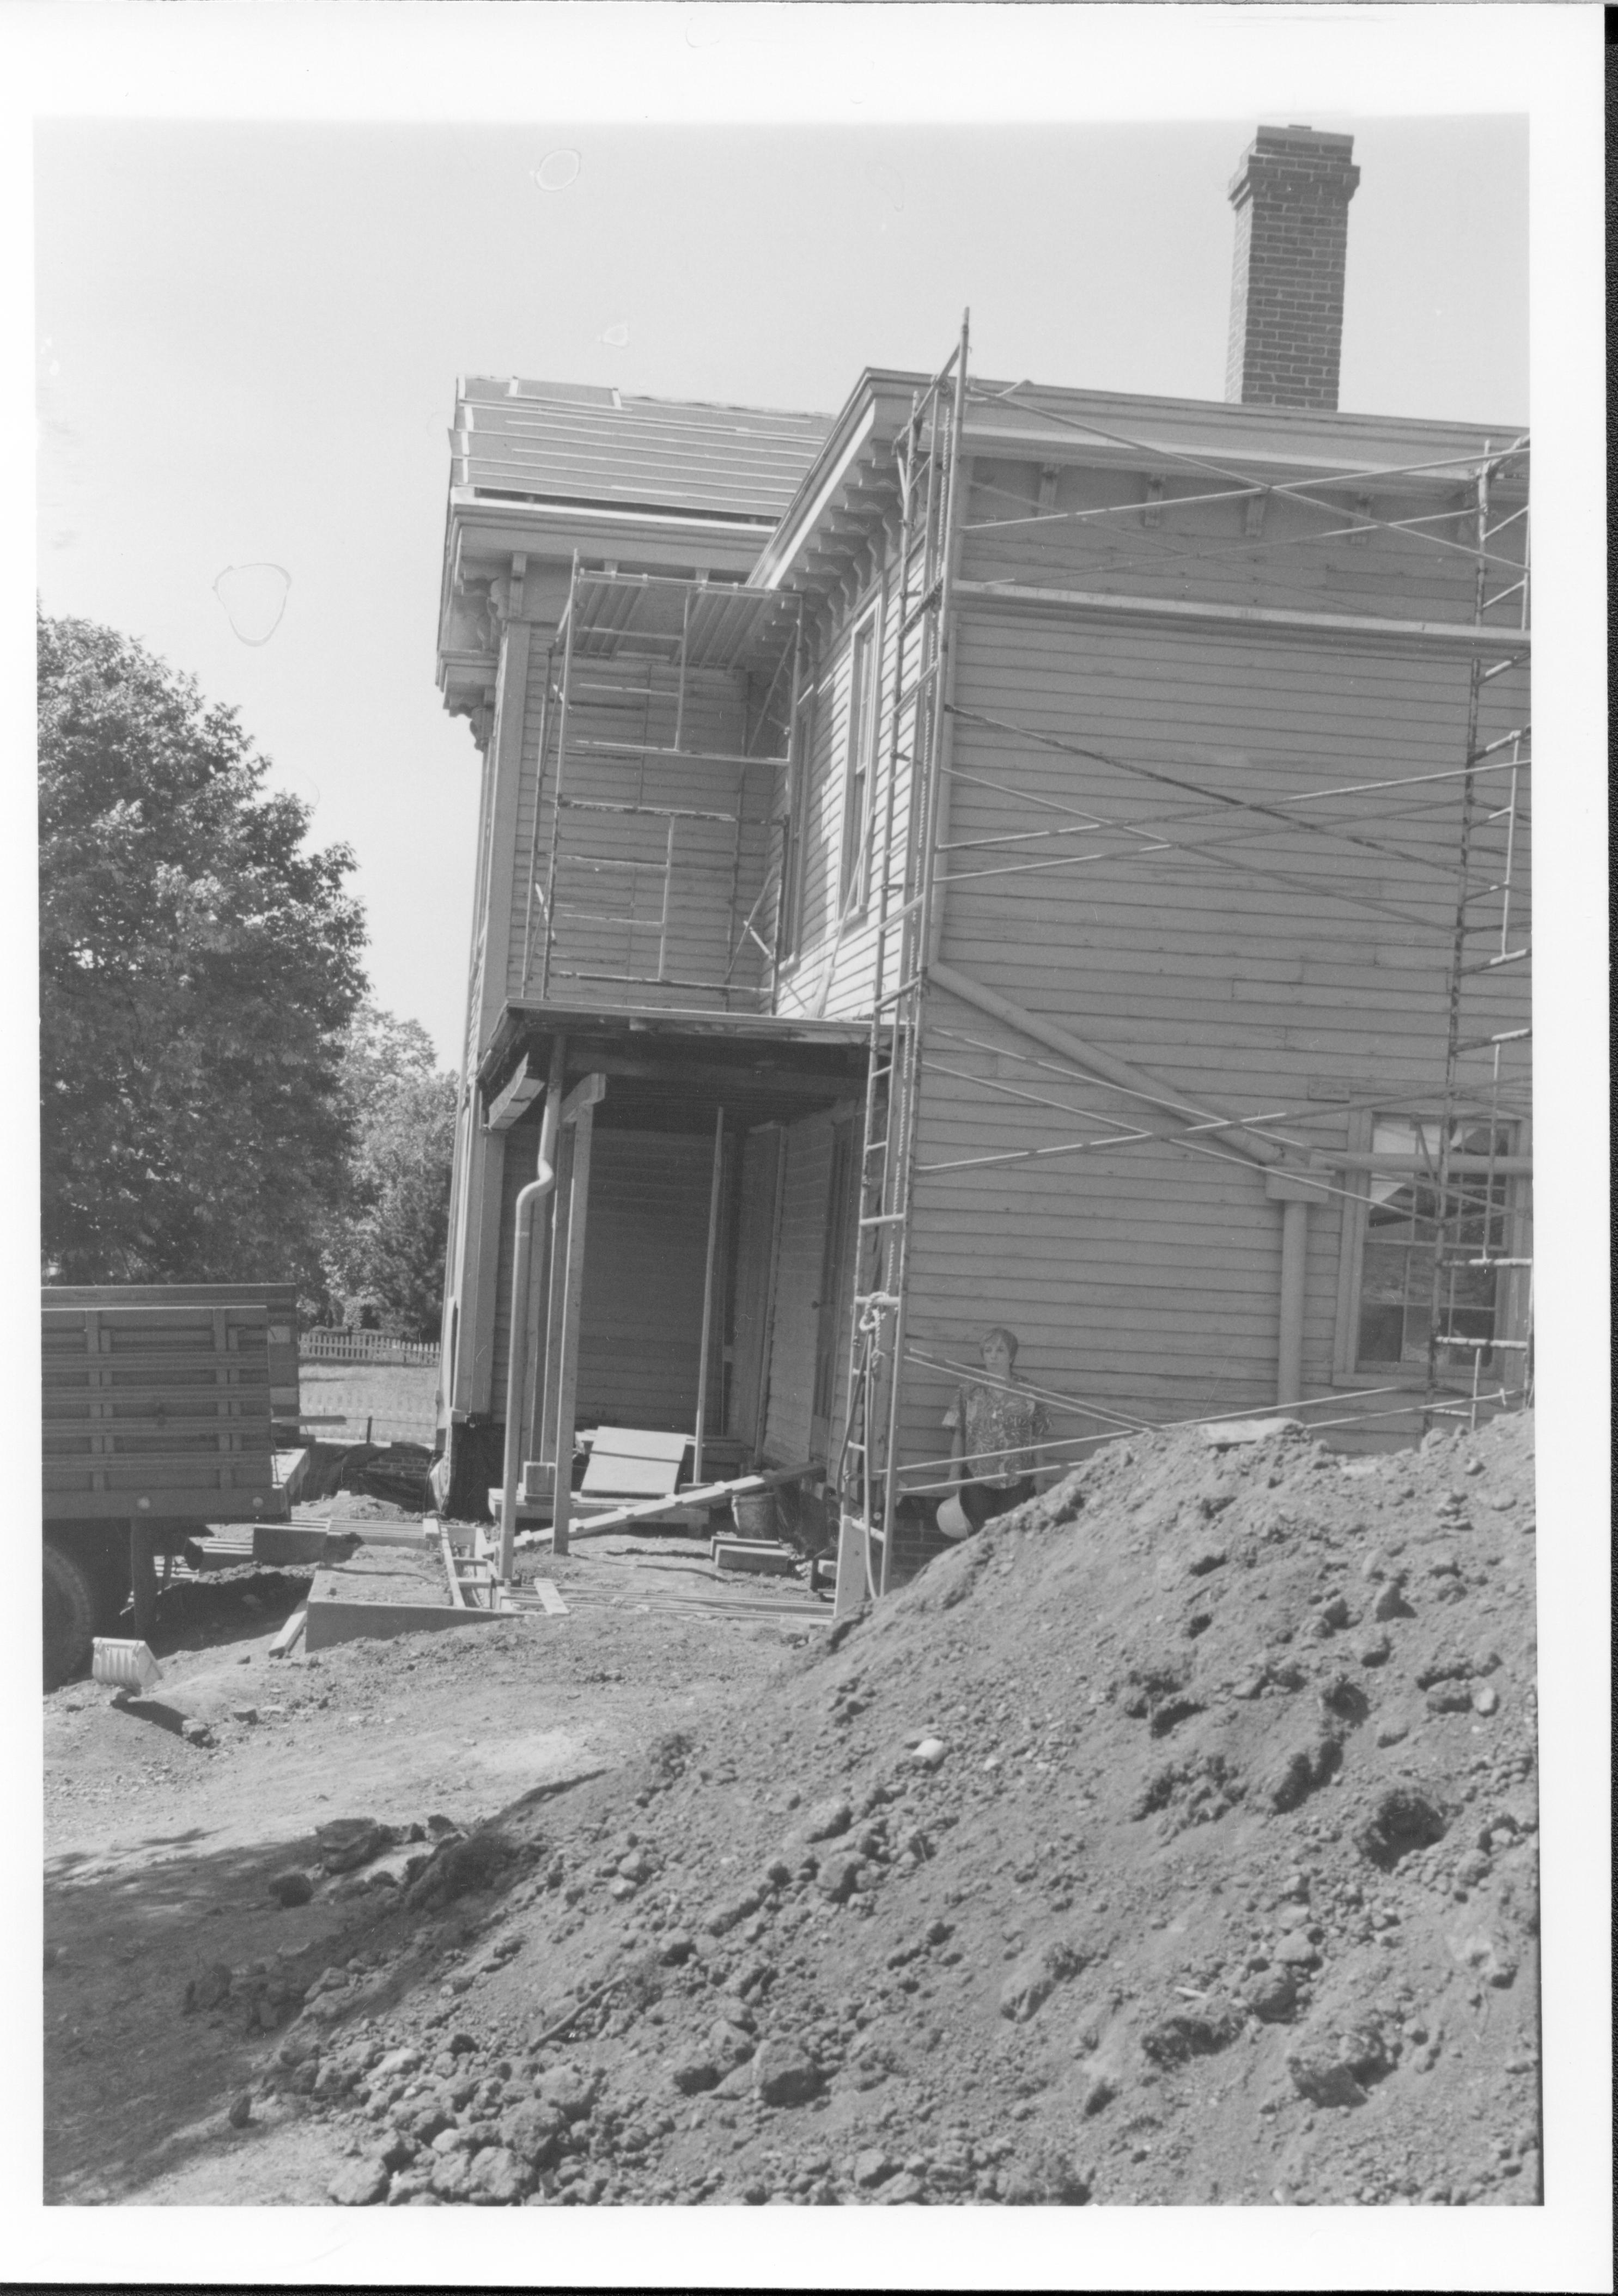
[980,1325,1020,1363]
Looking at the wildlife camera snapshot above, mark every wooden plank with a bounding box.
[268,1606,307,1658]
[486,1052,542,1131]
[513,1461,813,1545]
[713,1540,798,1576]
[303,1597,508,1653]
[586,1426,690,1463]
[530,1579,568,1615]
[561,1070,608,1125]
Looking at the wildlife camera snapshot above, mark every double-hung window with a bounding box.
[838,616,878,915]
[1345,1114,1528,1385]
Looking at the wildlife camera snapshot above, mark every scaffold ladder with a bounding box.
[1426,441,1532,1431]
[838,318,969,1595]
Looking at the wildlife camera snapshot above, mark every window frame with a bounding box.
[1331,1105,1532,1391]
[837,609,880,918]
[776,660,817,965]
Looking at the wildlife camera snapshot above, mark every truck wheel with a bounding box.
[43,1541,96,1690]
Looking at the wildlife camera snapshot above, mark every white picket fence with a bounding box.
[299,1328,439,1367]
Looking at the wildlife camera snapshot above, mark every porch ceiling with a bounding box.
[480,1003,868,1136]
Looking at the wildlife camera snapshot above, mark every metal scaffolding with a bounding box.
[831,339,1531,1591]
[521,566,804,1006]
[839,319,970,1596]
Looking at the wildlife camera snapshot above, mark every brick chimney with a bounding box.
[1226,124,1360,411]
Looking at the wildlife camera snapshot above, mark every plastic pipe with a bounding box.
[497,1039,565,1581]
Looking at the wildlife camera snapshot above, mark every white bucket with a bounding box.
[936,1493,972,1542]
[92,1637,163,1692]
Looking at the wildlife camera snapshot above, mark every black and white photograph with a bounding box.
[8,4,1608,2288]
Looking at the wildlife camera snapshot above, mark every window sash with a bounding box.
[1347,1113,1521,1381]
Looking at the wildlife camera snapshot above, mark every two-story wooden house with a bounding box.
[430,126,1530,1594]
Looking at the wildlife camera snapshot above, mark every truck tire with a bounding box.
[43,1540,96,1690]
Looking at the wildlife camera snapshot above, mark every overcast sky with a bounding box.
[34,110,1526,1065]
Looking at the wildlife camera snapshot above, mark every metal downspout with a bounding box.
[497,1036,566,1581]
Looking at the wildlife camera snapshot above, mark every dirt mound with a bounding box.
[244,1411,1540,2207]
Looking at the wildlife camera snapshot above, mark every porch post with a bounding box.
[694,1106,725,1486]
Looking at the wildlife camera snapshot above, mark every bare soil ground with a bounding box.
[43,1412,1539,2211]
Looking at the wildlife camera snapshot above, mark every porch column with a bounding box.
[1266,1169,1330,1406]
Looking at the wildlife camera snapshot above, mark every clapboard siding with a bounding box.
[761,1114,832,1465]
[776,548,924,1024]
[902,1078,1336,1465]
[961,459,1529,632]
[575,1132,714,1428]
[937,616,1530,1107]
[884,604,1528,1464]
[490,1120,713,1431]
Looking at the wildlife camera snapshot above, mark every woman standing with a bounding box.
[936,1325,1053,1540]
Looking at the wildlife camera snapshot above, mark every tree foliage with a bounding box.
[39,611,368,1289]
[321,1004,458,1340]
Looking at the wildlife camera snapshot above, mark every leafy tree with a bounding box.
[321,1004,457,1340]
[39,611,368,1290]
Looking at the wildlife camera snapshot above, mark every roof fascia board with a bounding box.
[451,494,774,540]
[477,1000,868,1090]
[750,399,879,592]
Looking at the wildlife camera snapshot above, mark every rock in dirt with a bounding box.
[795,1795,853,1845]
[537,2064,601,2121]
[188,1963,233,2012]
[467,2146,532,2204]
[1286,2020,1395,2109]
[815,1853,862,1904]
[1140,1997,1245,2066]
[702,1886,763,1936]
[1264,1735,1341,1812]
[670,2048,722,2097]
[429,2151,475,2202]
[329,2157,391,2206]
[999,1938,1086,2024]
[498,2100,567,2167]
[227,2091,253,2129]
[1355,1787,1447,1869]
[1002,2143,1092,2204]
[1242,1968,1300,2023]
[750,2037,822,2106]
[267,1870,313,1908]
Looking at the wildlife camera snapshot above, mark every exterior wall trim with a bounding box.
[954,579,1530,653]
